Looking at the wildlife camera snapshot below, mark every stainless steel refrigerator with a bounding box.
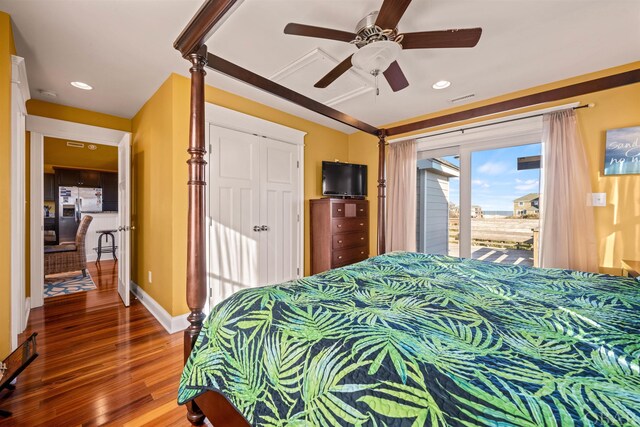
[58,186,103,243]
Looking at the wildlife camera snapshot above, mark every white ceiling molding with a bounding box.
[270,48,373,107]
[11,56,30,109]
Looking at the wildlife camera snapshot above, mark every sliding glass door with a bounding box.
[415,117,544,266]
[416,150,460,257]
[470,143,541,266]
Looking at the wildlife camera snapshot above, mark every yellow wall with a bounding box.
[347,132,379,258]
[349,61,640,275]
[0,11,16,357]
[44,136,118,171]
[27,99,131,132]
[132,74,350,316]
[131,77,176,313]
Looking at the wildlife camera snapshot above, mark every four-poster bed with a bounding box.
[174,1,640,425]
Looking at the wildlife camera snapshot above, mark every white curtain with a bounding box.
[540,109,598,272]
[386,139,417,252]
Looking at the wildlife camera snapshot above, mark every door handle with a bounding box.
[253,226,261,232]
[260,225,269,231]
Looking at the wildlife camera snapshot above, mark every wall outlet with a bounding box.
[591,193,606,207]
[148,271,152,284]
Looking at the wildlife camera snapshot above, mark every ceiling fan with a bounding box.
[283,0,482,93]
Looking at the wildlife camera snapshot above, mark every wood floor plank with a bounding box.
[0,260,190,426]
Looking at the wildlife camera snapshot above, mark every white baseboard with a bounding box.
[130,281,189,334]
[24,297,31,329]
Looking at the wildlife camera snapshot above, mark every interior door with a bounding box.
[117,134,131,306]
[209,125,261,305]
[259,138,299,285]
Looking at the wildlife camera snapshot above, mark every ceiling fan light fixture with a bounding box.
[352,40,401,75]
[432,80,451,90]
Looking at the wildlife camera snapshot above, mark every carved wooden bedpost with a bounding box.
[377,130,387,255]
[185,45,207,426]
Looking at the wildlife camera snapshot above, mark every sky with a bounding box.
[445,143,542,212]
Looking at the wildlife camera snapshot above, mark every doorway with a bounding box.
[42,139,120,298]
[27,116,132,308]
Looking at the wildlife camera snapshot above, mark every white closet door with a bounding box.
[209,125,261,304]
[259,138,299,285]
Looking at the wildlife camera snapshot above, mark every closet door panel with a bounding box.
[260,138,299,285]
[209,125,261,304]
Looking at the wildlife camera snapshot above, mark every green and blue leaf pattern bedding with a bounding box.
[178,252,640,426]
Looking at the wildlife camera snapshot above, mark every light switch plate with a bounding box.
[591,193,606,207]
[148,271,152,284]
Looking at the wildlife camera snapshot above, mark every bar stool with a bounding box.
[94,229,118,262]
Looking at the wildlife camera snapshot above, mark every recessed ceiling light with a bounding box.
[70,81,93,90]
[432,80,451,90]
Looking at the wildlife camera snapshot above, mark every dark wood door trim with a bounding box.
[385,68,640,136]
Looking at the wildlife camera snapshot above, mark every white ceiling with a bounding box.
[2,0,639,134]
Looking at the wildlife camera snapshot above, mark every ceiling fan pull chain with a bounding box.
[375,73,380,97]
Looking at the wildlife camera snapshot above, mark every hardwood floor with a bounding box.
[0,261,191,426]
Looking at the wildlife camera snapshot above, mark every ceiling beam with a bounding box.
[206,53,381,136]
[385,68,640,136]
[174,0,244,57]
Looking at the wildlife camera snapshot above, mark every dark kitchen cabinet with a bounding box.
[56,168,80,186]
[101,172,118,212]
[56,168,101,187]
[78,170,101,187]
[43,173,55,201]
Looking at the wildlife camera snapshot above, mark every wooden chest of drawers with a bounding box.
[310,198,369,274]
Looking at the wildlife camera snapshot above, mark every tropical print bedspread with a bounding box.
[178,252,640,426]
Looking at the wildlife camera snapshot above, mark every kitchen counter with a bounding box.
[80,212,118,262]
[82,211,118,214]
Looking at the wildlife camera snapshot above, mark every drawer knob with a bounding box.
[359,209,363,212]
[338,208,342,212]
[360,223,364,226]
[338,240,343,243]
[338,256,343,259]
[360,237,364,240]
[361,251,364,255]
[337,224,342,228]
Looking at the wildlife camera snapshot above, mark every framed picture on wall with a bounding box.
[604,126,640,175]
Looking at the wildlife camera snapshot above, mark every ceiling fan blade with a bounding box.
[401,28,482,49]
[375,0,412,30]
[284,23,356,43]
[314,55,354,88]
[383,61,409,92]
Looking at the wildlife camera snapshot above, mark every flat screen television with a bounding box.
[322,161,367,198]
